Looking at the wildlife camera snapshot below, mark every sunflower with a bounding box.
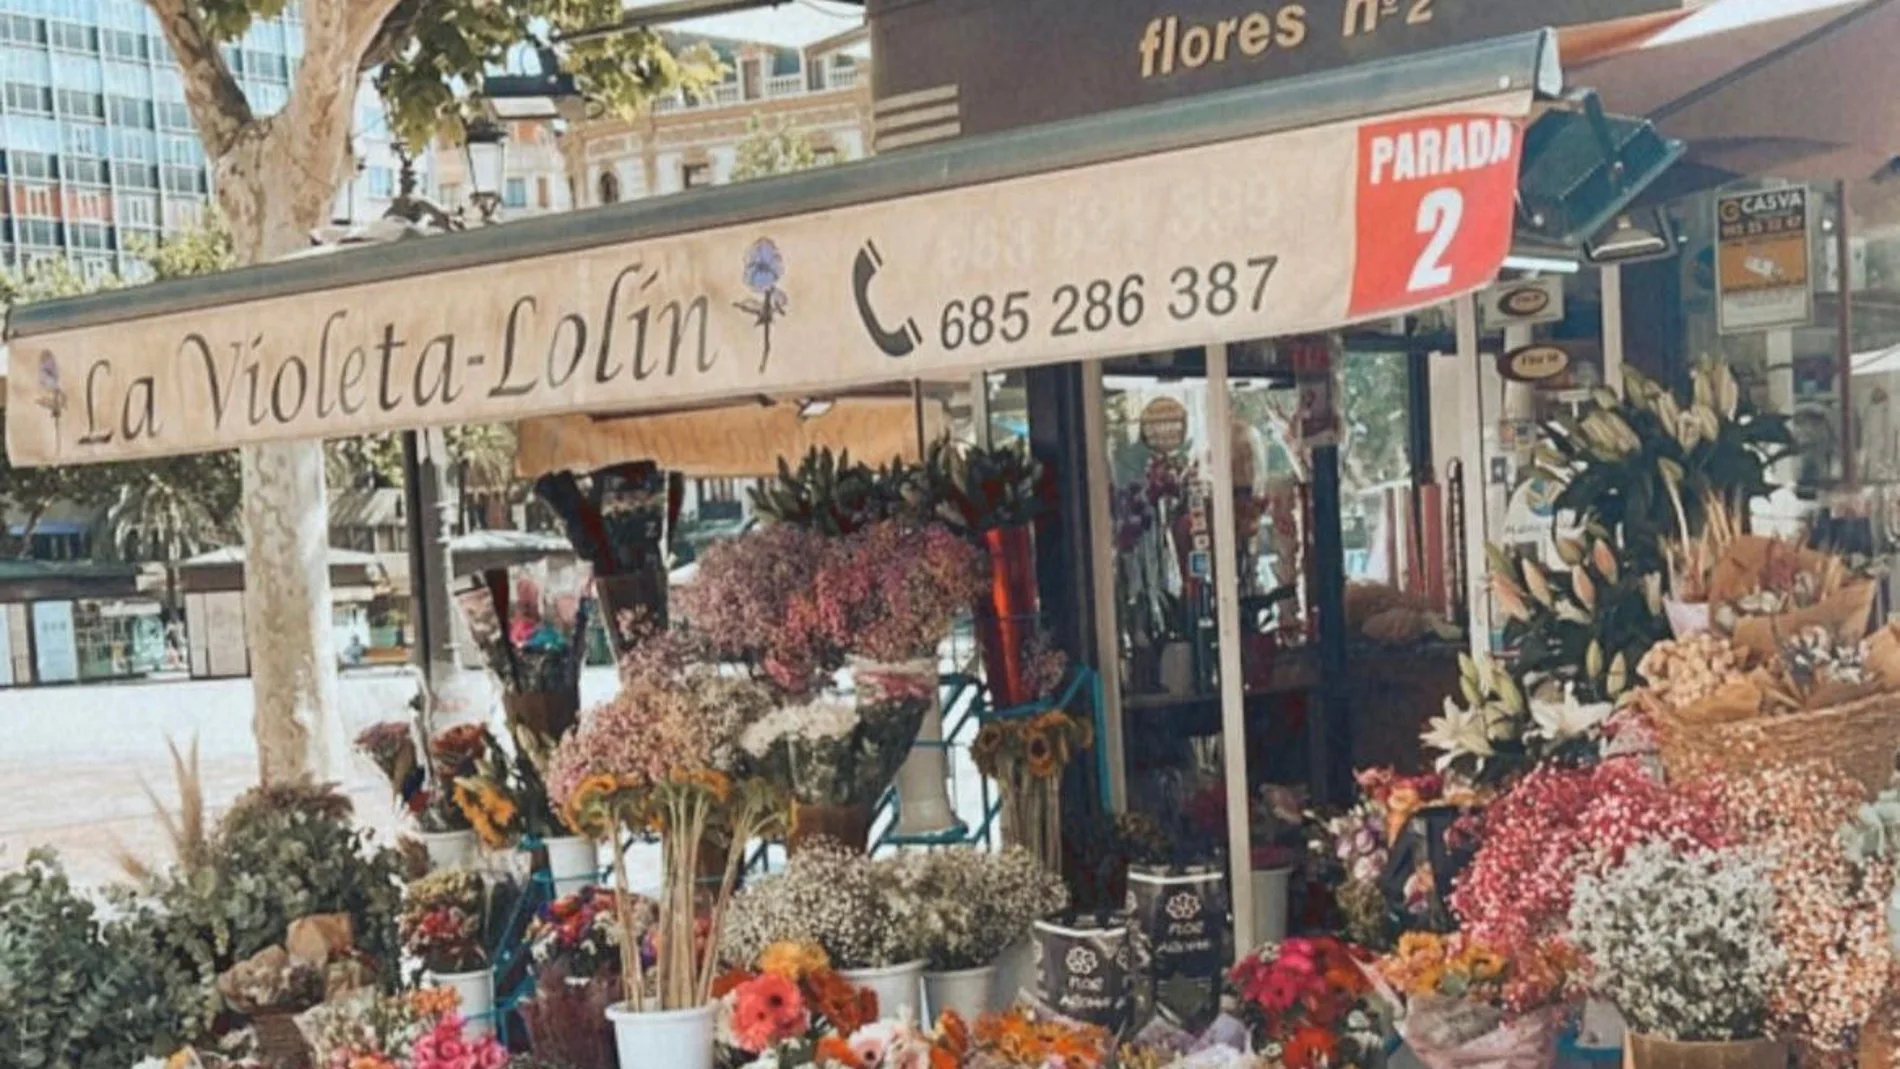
[1024,726,1060,779]
[972,721,1007,773]
[454,780,519,849]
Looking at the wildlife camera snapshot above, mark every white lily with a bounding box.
[1423,697,1496,772]
[1529,688,1613,744]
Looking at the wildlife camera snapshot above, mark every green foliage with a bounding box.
[729,116,830,183]
[924,439,1046,533]
[1490,532,1660,704]
[0,850,191,1067]
[129,782,406,1043]
[749,447,918,536]
[366,2,724,150]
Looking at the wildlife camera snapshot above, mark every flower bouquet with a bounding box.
[551,655,787,1069]
[967,1006,1111,1069]
[1371,932,1573,1069]
[449,725,575,857]
[521,887,652,1069]
[970,638,1079,870]
[458,563,592,741]
[895,847,1069,1021]
[1567,842,1785,1068]
[216,944,326,1065]
[740,693,915,851]
[299,987,509,1069]
[721,842,939,1024]
[1227,937,1382,1069]
[675,523,845,698]
[357,719,425,817]
[710,941,880,1061]
[410,724,487,852]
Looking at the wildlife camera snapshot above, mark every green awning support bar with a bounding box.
[8,29,1561,341]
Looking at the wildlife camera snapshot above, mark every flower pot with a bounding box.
[975,524,1040,710]
[841,959,926,1021]
[418,829,479,871]
[990,939,1033,1012]
[1250,866,1293,946]
[544,835,600,896]
[924,964,997,1023]
[1663,597,1712,638]
[788,801,874,854]
[891,690,963,839]
[502,687,581,747]
[605,1001,717,1069]
[1627,1035,1787,1069]
[428,968,496,1038]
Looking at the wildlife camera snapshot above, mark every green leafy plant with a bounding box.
[925,439,1047,533]
[1489,531,1661,704]
[748,447,918,535]
[0,850,190,1068]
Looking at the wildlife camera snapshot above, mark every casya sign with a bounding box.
[6,95,1527,466]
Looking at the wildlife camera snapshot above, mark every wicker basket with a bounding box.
[250,1010,311,1069]
[1656,689,1900,796]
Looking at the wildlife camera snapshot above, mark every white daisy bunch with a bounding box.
[721,841,920,970]
[1568,841,1784,1042]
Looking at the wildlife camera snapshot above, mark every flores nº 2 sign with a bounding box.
[6,96,1527,466]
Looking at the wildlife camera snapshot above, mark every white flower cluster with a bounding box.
[721,842,920,970]
[1568,842,1784,1042]
[893,846,1070,971]
[739,694,862,757]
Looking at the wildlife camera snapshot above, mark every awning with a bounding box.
[1573,0,1900,182]
[3,32,1558,468]
[515,392,948,478]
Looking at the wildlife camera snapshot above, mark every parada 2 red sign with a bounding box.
[1348,113,1522,320]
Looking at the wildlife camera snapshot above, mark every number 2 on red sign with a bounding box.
[1348,112,1522,320]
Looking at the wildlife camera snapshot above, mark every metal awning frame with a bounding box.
[8,30,1562,343]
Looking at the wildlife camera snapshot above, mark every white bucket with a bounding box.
[990,939,1033,1012]
[924,965,997,1023]
[418,830,478,872]
[543,835,600,896]
[606,1001,717,1069]
[841,959,926,1021]
[427,968,494,1038]
[1251,867,1293,946]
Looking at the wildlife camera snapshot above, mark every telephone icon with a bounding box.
[852,240,922,358]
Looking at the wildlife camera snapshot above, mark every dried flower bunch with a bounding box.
[214,945,324,1016]
[411,724,488,833]
[1450,760,1727,956]
[400,870,488,975]
[1376,932,1571,1020]
[893,847,1069,972]
[1568,843,1784,1042]
[813,519,986,664]
[677,523,845,696]
[1708,763,1895,1055]
[300,987,507,1069]
[356,720,423,815]
[1635,633,1749,708]
[721,842,921,972]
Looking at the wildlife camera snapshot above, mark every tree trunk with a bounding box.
[226,147,349,785]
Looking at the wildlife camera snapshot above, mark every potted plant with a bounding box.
[722,842,926,1021]
[400,869,496,1036]
[414,723,489,869]
[551,658,785,1069]
[1568,842,1786,1069]
[897,847,1069,1021]
[451,725,594,894]
[748,446,915,536]
[927,439,1049,708]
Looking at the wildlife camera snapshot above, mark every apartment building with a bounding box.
[0,0,410,279]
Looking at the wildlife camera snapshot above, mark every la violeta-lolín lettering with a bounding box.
[67,260,722,450]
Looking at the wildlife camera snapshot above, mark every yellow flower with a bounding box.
[760,940,830,980]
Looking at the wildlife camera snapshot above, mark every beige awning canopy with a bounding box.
[1573,0,1900,183]
[515,390,949,479]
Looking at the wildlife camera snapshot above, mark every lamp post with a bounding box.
[464,116,508,224]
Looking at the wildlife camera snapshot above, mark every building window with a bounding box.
[364,165,393,198]
[437,181,461,208]
[13,182,56,218]
[102,29,145,61]
[161,135,199,167]
[161,165,205,194]
[109,95,155,129]
[116,191,156,227]
[17,218,57,247]
[67,188,108,221]
[57,88,105,121]
[2,15,46,44]
[683,161,712,188]
[115,163,156,189]
[11,152,54,180]
[112,127,155,162]
[158,101,191,130]
[64,157,105,184]
[47,20,96,53]
[536,175,550,209]
[5,81,51,114]
[503,176,528,209]
[70,222,111,249]
[597,170,620,205]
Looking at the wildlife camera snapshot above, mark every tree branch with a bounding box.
[143,0,250,158]
[358,0,434,74]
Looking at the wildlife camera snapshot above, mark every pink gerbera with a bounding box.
[730,973,810,1053]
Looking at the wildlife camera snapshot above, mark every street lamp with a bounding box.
[464,116,508,224]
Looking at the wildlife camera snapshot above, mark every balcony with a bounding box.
[645,63,863,118]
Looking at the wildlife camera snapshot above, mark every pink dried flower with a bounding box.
[676,525,844,695]
[1451,759,1727,955]
[814,521,986,664]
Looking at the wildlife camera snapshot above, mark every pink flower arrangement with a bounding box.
[1708,763,1895,1055]
[1450,759,1728,955]
[676,524,845,695]
[814,521,986,664]
[409,1015,509,1069]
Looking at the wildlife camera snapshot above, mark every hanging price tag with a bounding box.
[1347,113,1524,320]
